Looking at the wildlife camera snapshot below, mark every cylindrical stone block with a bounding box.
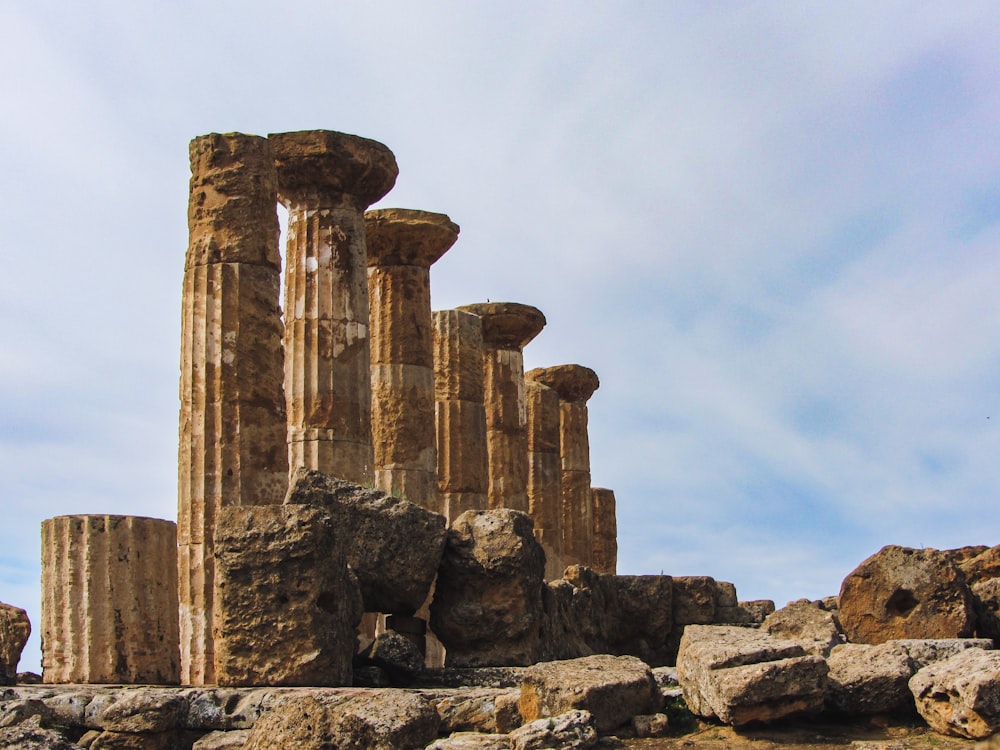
[526,365,599,569]
[367,209,459,512]
[270,129,399,485]
[179,133,288,685]
[433,310,490,523]
[526,379,563,580]
[41,515,179,684]
[456,303,546,513]
[591,487,618,575]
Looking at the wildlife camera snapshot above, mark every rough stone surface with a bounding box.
[0,604,30,685]
[431,509,546,667]
[367,631,425,679]
[285,469,447,615]
[508,709,597,750]
[825,642,915,715]
[839,545,976,644]
[85,690,185,732]
[179,133,288,686]
[591,488,618,575]
[242,691,439,750]
[739,600,777,625]
[763,599,845,656]
[0,715,82,749]
[519,654,661,733]
[192,730,250,749]
[677,624,828,726]
[213,504,362,686]
[427,687,521,734]
[427,733,511,750]
[524,379,562,580]
[41,515,179,685]
[909,647,1000,739]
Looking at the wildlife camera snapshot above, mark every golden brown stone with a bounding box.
[526,364,600,406]
[41,515,179,685]
[458,302,546,350]
[591,487,618,575]
[433,309,485,402]
[526,379,562,580]
[366,208,459,268]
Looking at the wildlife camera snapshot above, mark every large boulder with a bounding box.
[518,654,662,733]
[431,509,546,667]
[909,647,1000,739]
[285,468,447,615]
[677,624,828,726]
[0,604,30,686]
[213,504,363,686]
[426,688,521,734]
[839,545,976,644]
[0,715,81,750]
[762,599,844,656]
[508,709,597,749]
[243,691,440,750]
[953,545,1000,641]
[825,642,915,715]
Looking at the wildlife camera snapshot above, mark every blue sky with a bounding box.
[2,2,999,672]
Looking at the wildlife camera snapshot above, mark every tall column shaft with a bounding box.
[367,209,459,511]
[41,515,179,684]
[526,379,563,579]
[591,487,618,574]
[433,309,489,523]
[179,133,287,685]
[271,130,399,485]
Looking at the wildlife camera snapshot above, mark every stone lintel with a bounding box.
[366,208,460,267]
[526,364,600,403]
[457,302,546,350]
[268,130,398,209]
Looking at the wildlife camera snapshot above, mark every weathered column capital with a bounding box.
[269,130,398,209]
[457,302,546,349]
[526,364,600,403]
[366,208,460,267]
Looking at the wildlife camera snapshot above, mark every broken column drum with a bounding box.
[525,365,600,568]
[178,133,288,685]
[433,309,490,523]
[591,487,618,575]
[525,377,563,580]
[270,130,399,484]
[366,209,459,511]
[456,303,546,513]
[41,515,180,684]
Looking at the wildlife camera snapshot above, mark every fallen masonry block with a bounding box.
[909,647,1000,739]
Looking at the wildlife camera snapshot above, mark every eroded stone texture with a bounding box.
[213,504,362,687]
[41,516,179,685]
[762,599,845,657]
[434,310,489,523]
[525,365,599,569]
[839,545,976,644]
[458,304,546,514]
[179,133,288,685]
[509,709,597,750]
[270,129,398,484]
[591,488,617,575]
[909,648,1000,739]
[284,469,447,615]
[525,379,561,579]
[367,209,459,511]
[0,603,30,685]
[430,509,546,667]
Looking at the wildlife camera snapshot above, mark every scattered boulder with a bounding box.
[243,691,440,750]
[213,504,363,686]
[763,599,844,656]
[0,714,81,750]
[285,468,448,615]
[955,545,1000,641]
[0,699,53,729]
[519,654,661,733]
[191,730,250,750]
[427,733,511,750]
[839,545,976,644]
[738,600,776,626]
[677,624,828,726]
[909,647,1000,739]
[0,604,30,686]
[895,638,994,671]
[431,509,546,667]
[367,631,425,681]
[631,712,670,738]
[84,689,185,732]
[427,688,521,734]
[87,730,177,749]
[825,642,915,715]
[508,709,597,750]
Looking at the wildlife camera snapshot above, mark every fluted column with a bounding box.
[270,130,398,484]
[525,377,563,580]
[591,487,618,574]
[457,303,545,512]
[41,515,179,684]
[525,365,599,568]
[179,133,288,685]
[366,209,459,511]
[433,309,490,523]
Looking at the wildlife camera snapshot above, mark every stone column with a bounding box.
[525,378,563,580]
[179,133,288,685]
[366,209,459,511]
[41,515,179,684]
[591,487,618,575]
[525,365,599,568]
[270,130,398,484]
[456,303,546,513]
[433,309,489,524]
